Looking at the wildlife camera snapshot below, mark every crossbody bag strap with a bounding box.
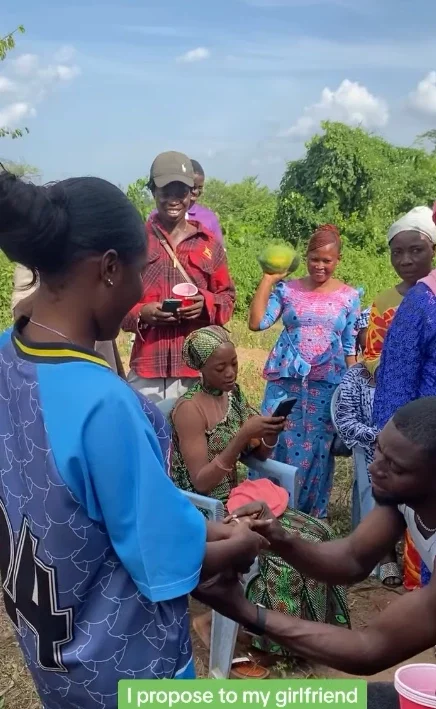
[151,222,193,284]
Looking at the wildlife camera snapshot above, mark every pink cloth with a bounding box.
[226,478,289,517]
[419,268,436,296]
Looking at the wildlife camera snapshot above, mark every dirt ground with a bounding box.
[191,581,435,682]
[1,581,434,708]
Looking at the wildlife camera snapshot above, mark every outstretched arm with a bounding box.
[248,274,286,331]
[237,504,405,586]
[238,565,436,675]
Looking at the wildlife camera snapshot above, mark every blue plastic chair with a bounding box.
[156,396,298,678]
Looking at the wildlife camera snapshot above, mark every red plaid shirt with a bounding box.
[123,216,235,379]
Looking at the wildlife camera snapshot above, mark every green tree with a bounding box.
[202,177,276,246]
[276,121,436,253]
[0,156,38,331]
[0,160,38,178]
[0,26,28,139]
[126,178,154,220]
[416,129,436,155]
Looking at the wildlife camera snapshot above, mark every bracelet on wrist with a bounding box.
[261,437,278,449]
[215,456,234,473]
[243,604,267,637]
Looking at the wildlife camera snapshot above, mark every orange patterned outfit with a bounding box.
[364,287,402,377]
[364,286,423,590]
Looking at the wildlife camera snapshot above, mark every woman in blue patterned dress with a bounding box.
[249,225,360,519]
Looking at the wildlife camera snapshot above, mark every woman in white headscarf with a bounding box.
[364,206,436,589]
[364,206,436,379]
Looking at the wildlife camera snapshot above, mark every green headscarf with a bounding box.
[182,326,231,371]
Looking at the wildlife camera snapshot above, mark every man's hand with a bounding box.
[228,522,270,574]
[140,303,176,326]
[178,294,205,321]
[225,502,287,548]
[193,571,257,628]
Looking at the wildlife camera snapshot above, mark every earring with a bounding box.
[106,278,114,287]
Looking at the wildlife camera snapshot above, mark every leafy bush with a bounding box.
[276,121,436,254]
[0,253,14,331]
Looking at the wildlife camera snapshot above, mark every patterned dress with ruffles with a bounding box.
[259,280,361,519]
[171,381,351,655]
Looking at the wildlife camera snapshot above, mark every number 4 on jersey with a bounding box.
[0,499,73,672]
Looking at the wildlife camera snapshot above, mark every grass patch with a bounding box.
[227,319,280,352]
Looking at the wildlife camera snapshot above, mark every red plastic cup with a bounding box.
[395,664,436,709]
[172,283,198,307]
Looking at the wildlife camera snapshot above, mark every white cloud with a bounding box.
[279,79,389,140]
[408,72,436,116]
[12,54,40,77]
[54,45,77,63]
[177,47,210,64]
[0,47,81,129]
[0,76,16,93]
[39,64,81,82]
[0,102,35,126]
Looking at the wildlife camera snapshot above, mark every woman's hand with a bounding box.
[225,501,273,521]
[226,502,287,548]
[240,415,285,443]
[262,272,289,286]
[140,303,176,326]
[230,521,270,572]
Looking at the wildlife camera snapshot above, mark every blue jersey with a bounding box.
[0,325,207,709]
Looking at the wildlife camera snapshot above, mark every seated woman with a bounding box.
[170,325,351,666]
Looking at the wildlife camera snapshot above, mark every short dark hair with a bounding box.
[393,397,436,457]
[0,172,145,279]
[190,160,204,177]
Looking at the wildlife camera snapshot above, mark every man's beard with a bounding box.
[372,488,402,507]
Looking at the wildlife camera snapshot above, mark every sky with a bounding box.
[1,0,436,188]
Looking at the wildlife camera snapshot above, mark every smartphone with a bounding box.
[272,398,297,419]
[161,299,182,314]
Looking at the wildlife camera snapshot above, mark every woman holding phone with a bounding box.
[171,326,350,669]
[249,225,360,519]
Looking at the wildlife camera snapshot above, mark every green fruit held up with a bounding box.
[258,244,301,275]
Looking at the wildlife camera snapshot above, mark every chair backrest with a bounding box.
[245,455,298,509]
[330,385,340,433]
[181,490,225,522]
[156,397,178,420]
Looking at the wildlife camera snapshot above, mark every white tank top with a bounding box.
[399,504,436,571]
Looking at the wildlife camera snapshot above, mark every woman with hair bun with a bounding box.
[0,171,266,708]
[249,225,360,518]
